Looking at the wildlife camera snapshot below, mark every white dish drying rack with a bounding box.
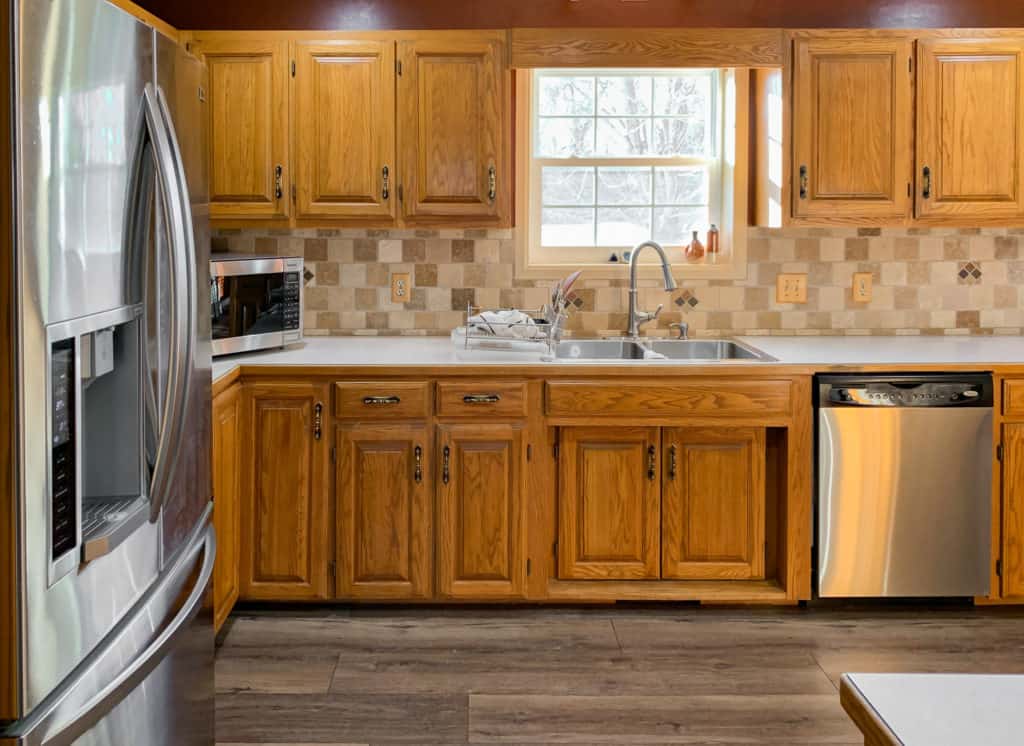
[451,302,570,360]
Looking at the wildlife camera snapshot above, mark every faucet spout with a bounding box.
[626,241,677,338]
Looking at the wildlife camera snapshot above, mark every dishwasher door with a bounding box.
[818,386,992,598]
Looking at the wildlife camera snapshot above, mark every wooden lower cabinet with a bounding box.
[336,424,433,599]
[437,423,527,599]
[241,382,332,601]
[1002,423,1024,598]
[661,428,766,580]
[212,385,241,632]
[558,427,661,580]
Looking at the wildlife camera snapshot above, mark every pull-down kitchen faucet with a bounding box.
[626,241,678,339]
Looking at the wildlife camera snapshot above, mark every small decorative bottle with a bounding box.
[706,224,720,264]
[685,230,705,263]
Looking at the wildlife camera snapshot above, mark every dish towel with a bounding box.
[467,310,540,339]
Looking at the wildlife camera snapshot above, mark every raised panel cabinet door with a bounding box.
[293,40,397,221]
[662,428,766,580]
[195,38,289,219]
[917,39,1024,221]
[336,424,432,599]
[241,383,331,600]
[1003,424,1024,598]
[792,38,913,220]
[212,385,241,632]
[437,424,527,599]
[558,427,661,580]
[398,35,506,222]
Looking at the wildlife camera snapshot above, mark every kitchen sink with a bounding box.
[553,338,775,361]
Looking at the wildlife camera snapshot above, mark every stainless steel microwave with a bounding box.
[210,254,303,356]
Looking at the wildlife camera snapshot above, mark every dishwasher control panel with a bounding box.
[819,375,993,408]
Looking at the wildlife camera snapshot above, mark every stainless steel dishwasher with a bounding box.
[817,374,993,598]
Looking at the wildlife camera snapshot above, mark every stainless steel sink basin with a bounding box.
[553,338,775,361]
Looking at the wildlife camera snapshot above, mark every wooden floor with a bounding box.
[215,604,1024,745]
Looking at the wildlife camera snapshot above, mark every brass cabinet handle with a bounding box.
[799,164,808,200]
[647,445,656,482]
[313,402,323,440]
[488,165,497,203]
[274,164,283,200]
[668,444,677,480]
[442,445,450,485]
[363,395,401,406]
[922,166,932,200]
[463,394,501,404]
[414,445,422,484]
[382,165,390,201]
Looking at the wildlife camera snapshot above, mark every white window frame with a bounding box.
[516,67,749,281]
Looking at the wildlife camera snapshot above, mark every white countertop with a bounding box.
[212,335,1024,381]
[844,673,1024,745]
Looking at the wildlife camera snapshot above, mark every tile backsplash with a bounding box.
[213,226,1024,337]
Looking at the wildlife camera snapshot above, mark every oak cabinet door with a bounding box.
[241,383,331,600]
[437,424,527,599]
[792,38,913,220]
[917,39,1024,221]
[397,35,506,223]
[1003,423,1024,598]
[212,385,241,633]
[662,428,766,580]
[195,38,290,220]
[336,424,432,599]
[558,427,661,580]
[293,40,396,221]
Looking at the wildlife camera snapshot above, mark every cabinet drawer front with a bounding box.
[436,382,528,418]
[546,380,792,419]
[1004,380,1024,417]
[334,381,431,419]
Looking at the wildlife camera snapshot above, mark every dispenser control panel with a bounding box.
[50,338,77,561]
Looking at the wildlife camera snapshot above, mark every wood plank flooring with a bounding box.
[215,604,1024,745]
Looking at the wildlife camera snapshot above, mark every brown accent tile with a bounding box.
[354,239,378,262]
[305,286,328,311]
[406,287,428,311]
[894,237,919,260]
[365,263,389,287]
[452,240,475,263]
[756,311,782,329]
[451,288,475,311]
[366,311,389,329]
[845,238,869,261]
[747,238,771,262]
[463,263,487,287]
[366,229,390,238]
[426,239,451,263]
[253,236,276,255]
[303,238,328,261]
[956,310,980,329]
[416,264,438,287]
[355,288,377,310]
[795,239,819,261]
[996,235,1020,260]
[402,239,427,263]
[316,262,340,286]
[857,227,882,237]
[415,229,439,239]
[464,228,488,239]
[317,312,340,329]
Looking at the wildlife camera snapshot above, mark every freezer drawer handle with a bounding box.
[40,523,216,746]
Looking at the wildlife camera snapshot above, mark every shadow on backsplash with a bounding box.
[212,225,1024,338]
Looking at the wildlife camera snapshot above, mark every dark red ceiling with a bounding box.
[135,0,1024,30]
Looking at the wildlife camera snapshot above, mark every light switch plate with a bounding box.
[391,272,411,304]
[852,272,873,303]
[776,273,808,304]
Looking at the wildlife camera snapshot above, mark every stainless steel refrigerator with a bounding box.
[0,0,215,743]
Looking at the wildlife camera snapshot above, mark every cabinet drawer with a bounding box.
[334,381,431,419]
[436,382,528,418]
[546,380,792,419]
[1004,380,1024,417]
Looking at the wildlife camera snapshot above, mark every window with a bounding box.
[518,68,748,279]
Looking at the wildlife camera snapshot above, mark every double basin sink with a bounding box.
[553,338,775,362]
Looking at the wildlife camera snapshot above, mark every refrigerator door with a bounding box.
[1,516,215,746]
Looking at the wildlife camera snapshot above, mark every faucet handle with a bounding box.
[651,304,663,320]
[669,322,689,340]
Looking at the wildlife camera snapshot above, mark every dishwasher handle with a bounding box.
[818,374,993,408]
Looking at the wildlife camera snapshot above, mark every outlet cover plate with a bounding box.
[852,272,873,303]
[776,273,808,304]
[391,272,411,304]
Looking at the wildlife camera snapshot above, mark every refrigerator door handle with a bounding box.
[143,83,192,523]
[37,522,215,746]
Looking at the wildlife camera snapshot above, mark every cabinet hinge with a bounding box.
[328,560,336,579]
[330,446,336,464]
[291,59,296,77]
[997,558,1003,577]
[526,558,532,576]
[397,184,404,202]
[907,182,912,198]
[998,444,1004,461]
[553,541,558,560]
[909,56,913,73]
[396,59,402,76]
[291,183,296,203]
[526,444,532,462]
[553,443,560,459]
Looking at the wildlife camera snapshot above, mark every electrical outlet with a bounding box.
[776,273,808,304]
[852,272,873,303]
[391,272,411,304]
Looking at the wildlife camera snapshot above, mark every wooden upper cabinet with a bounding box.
[336,424,432,599]
[661,428,766,580]
[558,427,661,580]
[195,38,290,219]
[437,424,527,599]
[916,38,1024,221]
[398,34,507,223]
[241,382,331,600]
[1002,423,1024,598]
[792,38,913,220]
[293,40,397,221]
[212,385,241,633]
